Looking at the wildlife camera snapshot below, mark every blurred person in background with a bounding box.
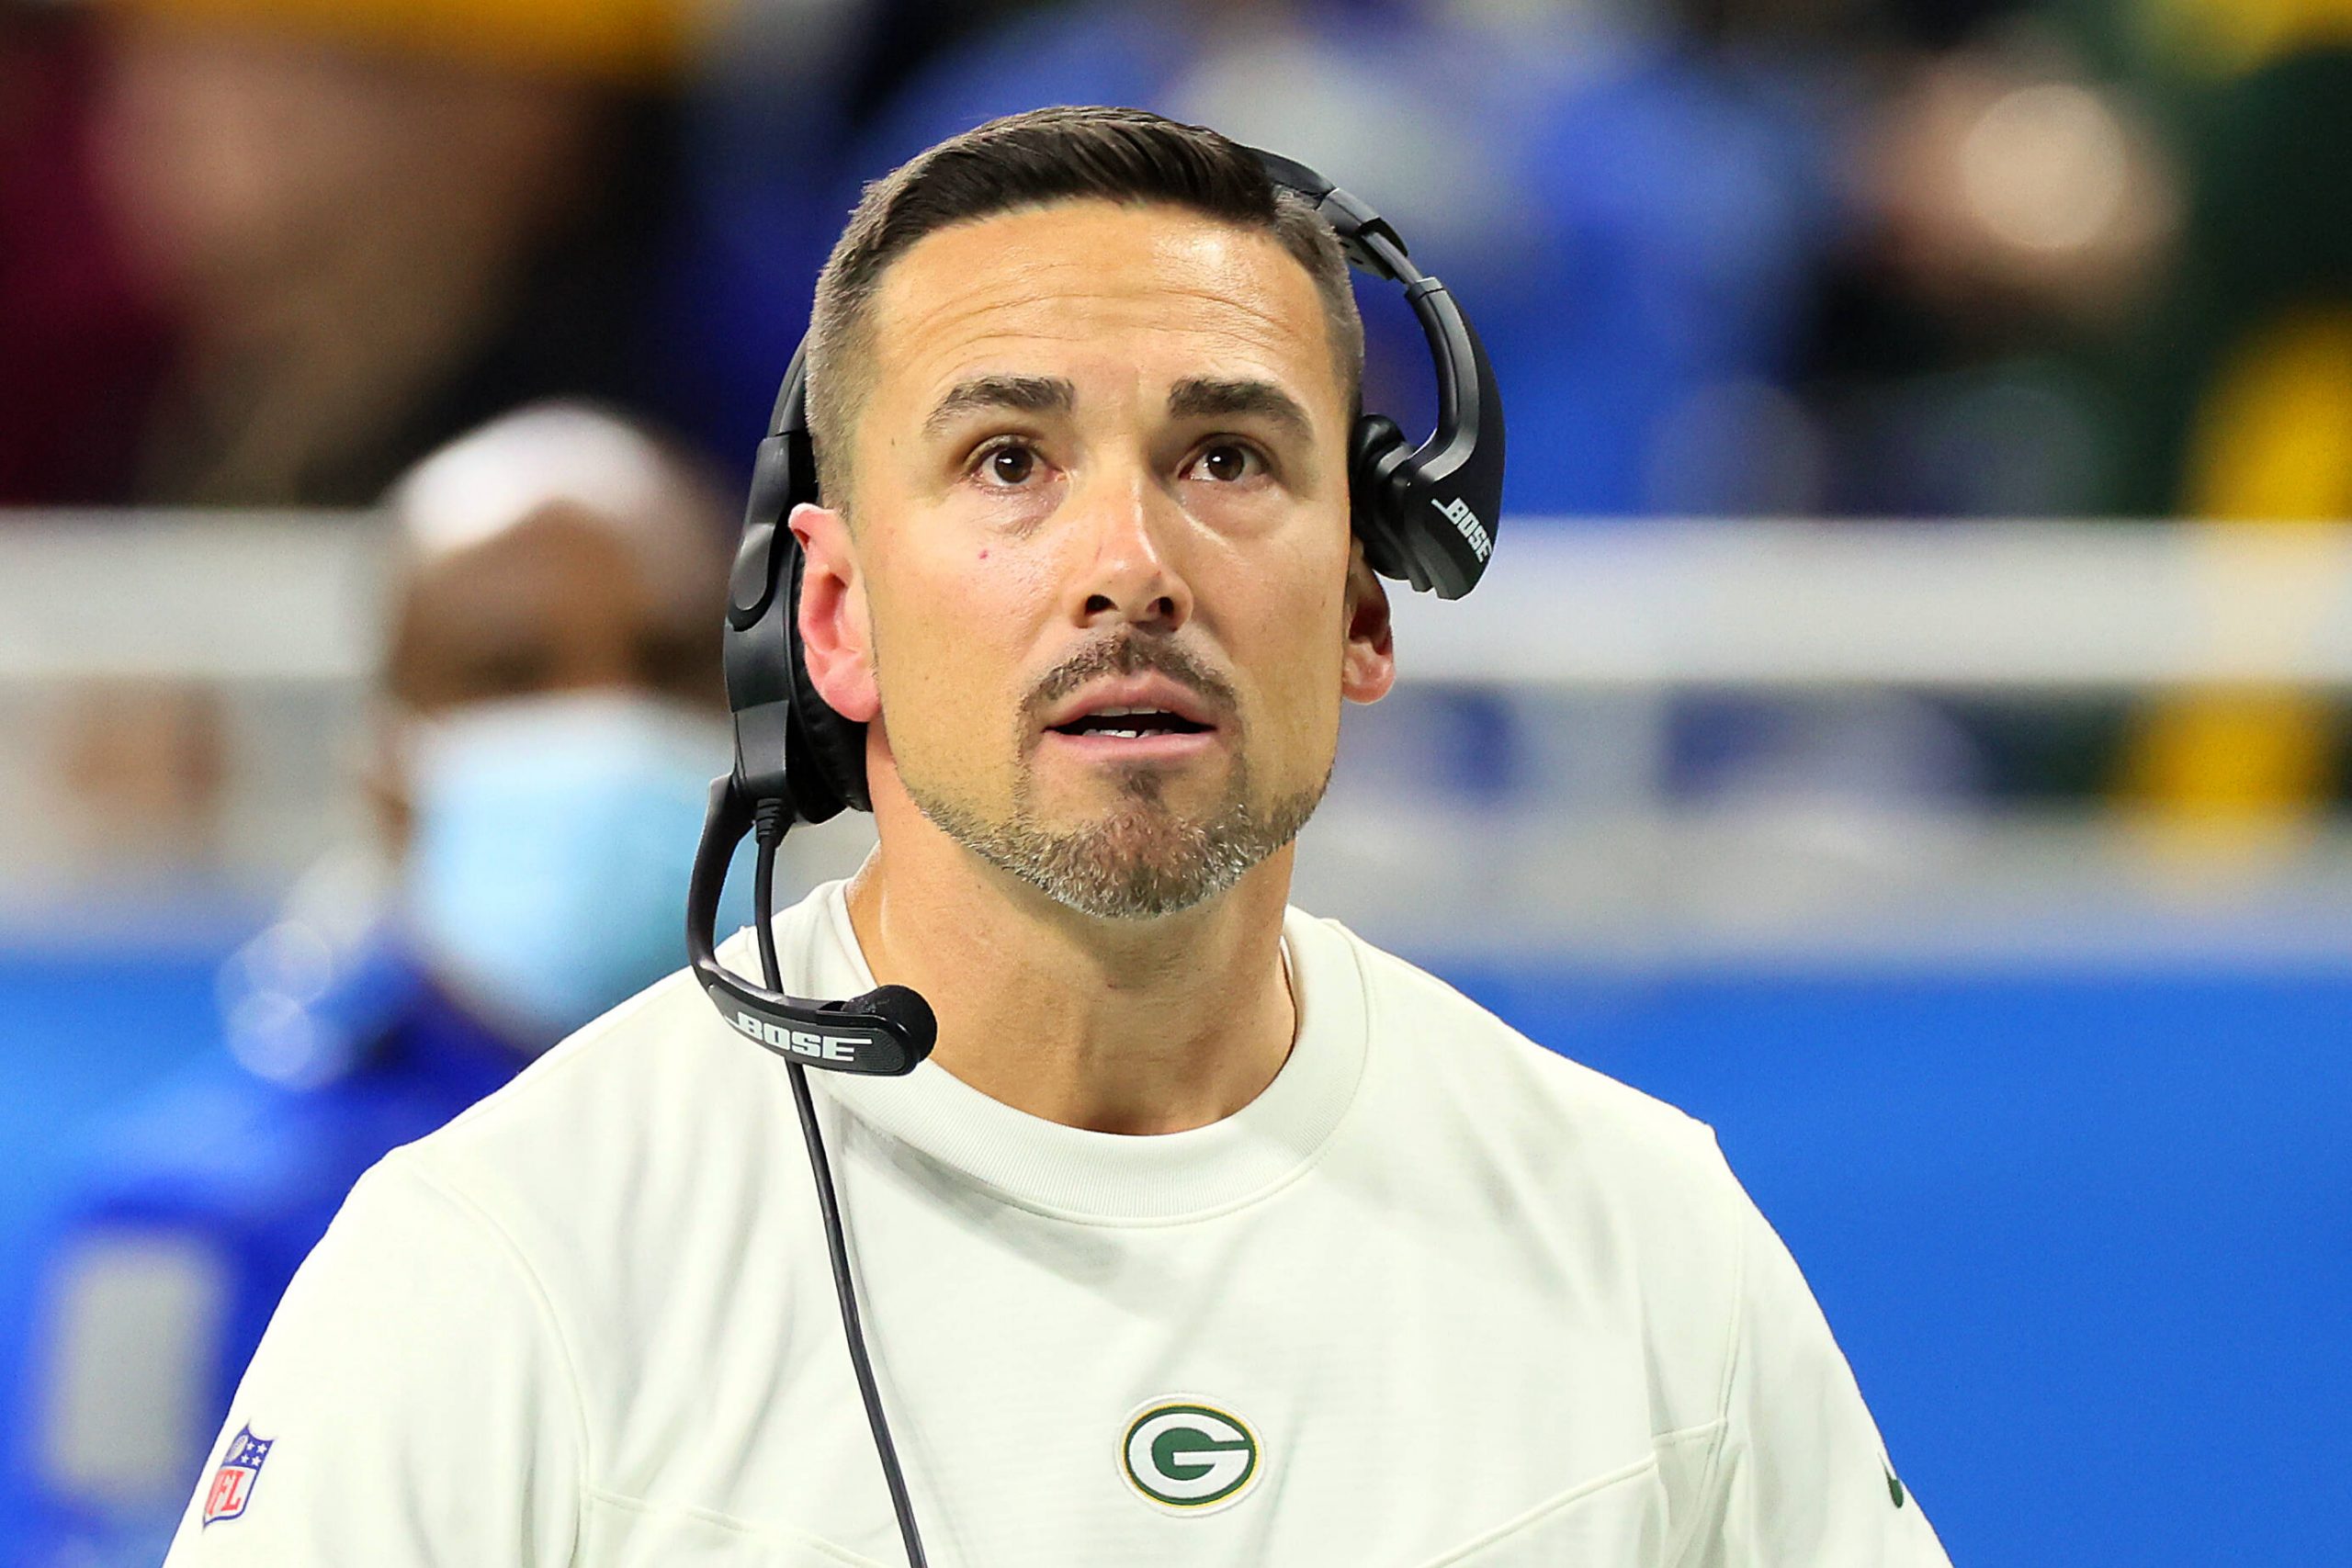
[1658,0,2180,524]
[0,0,711,507]
[1794,0,2181,520]
[1667,0,2182,814]
[0,0,171,502]
[1,404,741,1568]
[2109,0,2352,846]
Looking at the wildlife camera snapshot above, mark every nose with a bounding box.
[1066,468,1193,636]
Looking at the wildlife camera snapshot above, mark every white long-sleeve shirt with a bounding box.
[165,882,1950,1567]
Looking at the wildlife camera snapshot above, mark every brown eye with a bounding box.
[1193,443,1259,482]
[985,445,1037,485]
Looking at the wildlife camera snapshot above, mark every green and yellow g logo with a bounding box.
[1118,1398,1261,1515]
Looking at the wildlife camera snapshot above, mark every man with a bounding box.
[11,405,739,1567]
[166,110,1951,1566]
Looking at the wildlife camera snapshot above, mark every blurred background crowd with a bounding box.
[2,1,2347,1565]
[5,0,2346,521]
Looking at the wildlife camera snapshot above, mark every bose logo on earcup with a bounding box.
[731,1010,860,1063]
[1431,496,1491,562]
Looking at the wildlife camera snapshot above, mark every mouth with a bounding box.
[1047,705,1215,741]
[1039,676,1226,761]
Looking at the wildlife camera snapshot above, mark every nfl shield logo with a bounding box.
[202,1426,273,1526]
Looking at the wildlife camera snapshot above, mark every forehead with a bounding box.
[390,511,713,689]
[864,199,1345,429]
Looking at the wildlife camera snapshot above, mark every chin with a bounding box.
[907,749,1320,921]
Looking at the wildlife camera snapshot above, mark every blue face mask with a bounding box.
[401,692,748,1046]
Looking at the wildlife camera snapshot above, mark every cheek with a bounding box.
[1234,545,1351,753]
[872,551,1049,754]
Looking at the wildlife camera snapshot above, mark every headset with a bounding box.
[684,141,1503,1568]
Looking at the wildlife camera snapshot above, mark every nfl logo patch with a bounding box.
[202,1427,273,1526]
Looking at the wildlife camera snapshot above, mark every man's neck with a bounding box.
[841,811,1298,1136]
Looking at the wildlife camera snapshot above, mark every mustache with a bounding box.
[1024,634,1240,726]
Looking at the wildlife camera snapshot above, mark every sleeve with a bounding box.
[159,1155,585,1568]
[1678,1180,1952,1568]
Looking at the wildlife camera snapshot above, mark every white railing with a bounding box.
[5,513,2350,961]
[6,513,2352,690]
[0,512,379,683]
[1386,521,2352,691]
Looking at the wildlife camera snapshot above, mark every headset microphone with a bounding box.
[686,776,933,1076]
[684,139,1504,1568]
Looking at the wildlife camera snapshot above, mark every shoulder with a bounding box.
[379,953,803,1338]
[327,955,824,1485]
[394,960,752,1207]
[1301,912,1752,1410]
[1308,911,1730,1182]
[157,1152,588,1566]
[401,881,862,1207]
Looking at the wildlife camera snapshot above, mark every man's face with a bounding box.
[805,198,1392,919]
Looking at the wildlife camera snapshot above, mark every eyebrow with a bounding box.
[1167,377,1317,445]
[922,375,1073,436]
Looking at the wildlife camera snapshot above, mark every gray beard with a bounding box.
[905,750,1329,921]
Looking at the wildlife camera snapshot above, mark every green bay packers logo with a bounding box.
[1118,1398,1261,1514]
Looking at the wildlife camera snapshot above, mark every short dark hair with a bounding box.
[805,105,1365,504]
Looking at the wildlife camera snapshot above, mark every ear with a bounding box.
[1340,542,1396,705]
[789,502,880,723]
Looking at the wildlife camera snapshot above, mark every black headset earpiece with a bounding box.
[1245,143,1506,600]
[722,349,865,822]
[1348,413,1411,580]
[690,141,1505,1077]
